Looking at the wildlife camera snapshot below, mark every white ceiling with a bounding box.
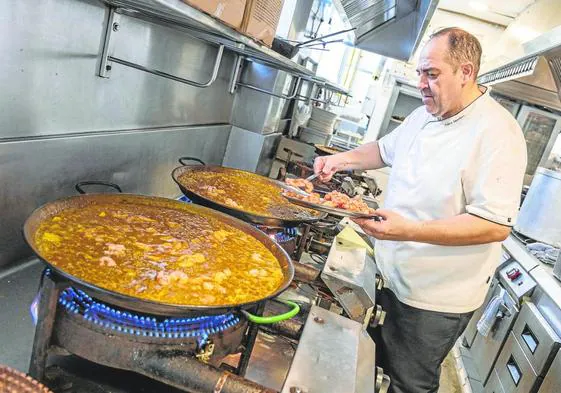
[438,0,536,26]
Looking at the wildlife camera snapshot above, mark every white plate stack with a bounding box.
[308,107,338,134]
[299,107,338,145]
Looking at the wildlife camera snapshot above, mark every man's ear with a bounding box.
[460,63,475,84]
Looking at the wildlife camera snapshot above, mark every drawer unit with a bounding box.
[494,333,538,392]
[512,302,561,376]
[484,369,506,393]
[538,350,561,392]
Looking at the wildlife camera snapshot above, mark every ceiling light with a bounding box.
[469,1,489,12]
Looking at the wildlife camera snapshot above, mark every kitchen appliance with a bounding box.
[478,2,561,112]
[485,302,561,393]
[463,260,537,385]
[331,0,438,61]
[538,349,561,392]
[515,167,561,247]
[28,268,273,392]
[516,108,561,185]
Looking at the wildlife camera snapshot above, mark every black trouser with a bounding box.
[369,289,474,393]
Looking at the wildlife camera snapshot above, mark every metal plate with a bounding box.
[281,305,376,393]
[172,165,326,227]
[321,241,377,322]
[284,195,380,219]
[22,193,294,317]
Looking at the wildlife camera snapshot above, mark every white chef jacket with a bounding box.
[376,87,527,313]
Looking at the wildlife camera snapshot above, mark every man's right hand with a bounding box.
[314,155,344,182]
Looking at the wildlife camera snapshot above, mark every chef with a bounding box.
[314,27,527,393]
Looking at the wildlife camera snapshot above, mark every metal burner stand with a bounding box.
[29,269,275,393]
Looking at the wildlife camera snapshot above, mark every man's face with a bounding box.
[416,36,465,118]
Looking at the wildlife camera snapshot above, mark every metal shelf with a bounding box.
[103,0,316,79]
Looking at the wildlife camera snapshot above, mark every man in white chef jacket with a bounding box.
[314,27,527,393]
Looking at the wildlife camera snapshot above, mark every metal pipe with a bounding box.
[107,44,224,88]
[293,261,320,283]
[259,318,304,341]
[237,77,302,100]
[136,351,277,393]
[295,27,356,48]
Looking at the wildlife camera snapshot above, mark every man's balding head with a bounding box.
[416,27,484,119]
[429,27,482,80]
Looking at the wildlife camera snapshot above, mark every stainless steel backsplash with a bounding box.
[0,0,237,268]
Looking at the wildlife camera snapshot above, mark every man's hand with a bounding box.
[353,210,511,246]
[313,155,345,182]
[352,209,418,241]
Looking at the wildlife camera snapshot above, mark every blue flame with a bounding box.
[58,287,240,344]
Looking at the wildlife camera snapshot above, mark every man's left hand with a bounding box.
[352,209,419,241]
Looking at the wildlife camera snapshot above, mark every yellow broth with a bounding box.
[35,203,284,306]
[178,169,320,219]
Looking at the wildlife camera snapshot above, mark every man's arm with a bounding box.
[354,210,510,246]
[314,141,386,181]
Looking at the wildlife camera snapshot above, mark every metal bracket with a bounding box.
[229,55,244,94]
[99,8,224,88]
[237,76,303,100]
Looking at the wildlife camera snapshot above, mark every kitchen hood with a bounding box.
[478,0,561,111]
[479,26,561,111]
[332,0,439,62]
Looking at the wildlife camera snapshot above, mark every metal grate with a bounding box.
[478,56,539,85]
[340,0,396,31]
[548,56,561,87]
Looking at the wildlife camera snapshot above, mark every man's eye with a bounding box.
[428,73,437,78]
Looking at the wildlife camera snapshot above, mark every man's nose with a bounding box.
[417,74,428,91]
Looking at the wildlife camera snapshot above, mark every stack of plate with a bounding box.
[307,107,338,135]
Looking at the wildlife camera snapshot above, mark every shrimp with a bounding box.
[99,256,117,267]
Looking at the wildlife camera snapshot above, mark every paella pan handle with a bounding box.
[241,300,300,324]
[75,181,123,194]
[178,157,206,166]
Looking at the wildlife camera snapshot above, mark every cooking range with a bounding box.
[21,162,387,393]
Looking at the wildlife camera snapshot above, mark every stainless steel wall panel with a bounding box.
[0,125,231,269]
[0,0,235,139]
[231,62,293,135]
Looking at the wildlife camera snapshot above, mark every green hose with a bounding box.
[241,300,300,324]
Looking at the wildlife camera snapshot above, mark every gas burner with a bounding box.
[256,225,297,243]
[58,287,241,344]
[256,225,298,256]
[0,365,53,393]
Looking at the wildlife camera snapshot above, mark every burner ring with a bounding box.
[58,287,242,345]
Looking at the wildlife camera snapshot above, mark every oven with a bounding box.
[463,259,537,384]
[463,246,514,347]
[484,301,561,393]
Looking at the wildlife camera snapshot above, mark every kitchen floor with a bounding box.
[440,352,462,393]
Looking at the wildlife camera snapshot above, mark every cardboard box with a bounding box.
[240,0,284,47]
[182,0,247,30]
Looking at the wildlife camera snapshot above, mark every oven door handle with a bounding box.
[496,303,512,320]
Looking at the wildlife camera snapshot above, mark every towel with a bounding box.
[476,287,505,337]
